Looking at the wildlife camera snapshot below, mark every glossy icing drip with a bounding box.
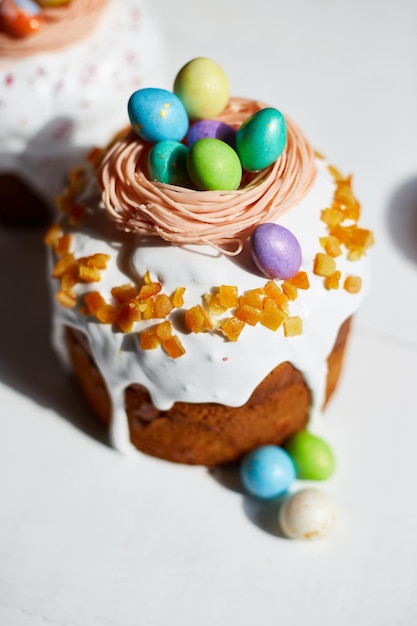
[48,157,370,453]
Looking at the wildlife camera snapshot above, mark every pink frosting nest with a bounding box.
[98,97,317,253]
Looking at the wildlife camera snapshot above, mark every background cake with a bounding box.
[46,60,373,466]
[0,0,166,226]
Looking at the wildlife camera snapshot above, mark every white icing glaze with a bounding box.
[0,0,166,205]
[48,158,371,453]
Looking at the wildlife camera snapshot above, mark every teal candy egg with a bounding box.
[187,138,242,191]
[128,88,189,143]
[284,430,336,481]
[148,141,191,187]
[236,108,287,172]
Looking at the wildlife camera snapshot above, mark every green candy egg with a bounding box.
[148,141,191,187]
[187,138,242,191]
[236,107,287,172]
[284,430,336,481]
[174,57,229,120]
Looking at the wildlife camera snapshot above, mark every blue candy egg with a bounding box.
[240,445,296,500]
[236,108,287,172]
[148,140,191,187]
[250,223,302,280]
[187,119,236,147]
[128,88,189,143]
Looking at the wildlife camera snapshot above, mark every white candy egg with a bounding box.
[279,488,337,540]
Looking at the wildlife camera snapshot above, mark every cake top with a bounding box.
[0,0,107,57]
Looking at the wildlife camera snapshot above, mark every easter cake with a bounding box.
[0,0,165,227]
[45,58,373,467]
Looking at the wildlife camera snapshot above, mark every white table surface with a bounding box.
[1,0,417,624]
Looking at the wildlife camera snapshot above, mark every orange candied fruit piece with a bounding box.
[236,304,261,326]
[327,163,344,182]
[171,286,186,308]
[154,293,174,319]
[239,289,264,310]
[260,299,286,331]
[324,271,341,290]
[184,305,213,333]
[78,263,101,283]
[282,280,298,301]
[55,234,72,256]
[111,283,138,303]
[83,253,110,270]
[334,179,359,209]
[344,275,362,294]
[44,223,63,248]
[218,285,239,309]
[204,293,227,315]
[139,327,160,351]
[139,298,155,320]
[283,316,303,337]
[313,253,337,277]
[220,317,245,341]
[96,304,119,325]
[139,281,162,300]
[68,202,86,227]
[289,271,310,290]
[84,291,106,315]
[55,290,76,308]
[52,253,77,278]
[319,235,342,258]
[162,335,186,359]
[156,320,173,341]
[321,207,345,228]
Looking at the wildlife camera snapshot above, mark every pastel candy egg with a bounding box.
[187,138,242,191]
[279,488,337,540]
[148,141,191,187]
[128,88,189,143]
[174,57,229,120]
[236,108,287,172]
[250,223,302,280]
[187,120,236,148]
[240,445,296,500]
[284,430,336,481]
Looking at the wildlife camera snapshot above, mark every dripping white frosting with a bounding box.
[48,157,371,453]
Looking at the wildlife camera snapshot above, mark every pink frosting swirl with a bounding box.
[0,0,108,57]
[99,98,317,252]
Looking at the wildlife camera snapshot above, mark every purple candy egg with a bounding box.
[250,223,302,279]
[187,119,236,147]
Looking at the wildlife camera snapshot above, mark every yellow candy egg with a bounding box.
[173,57,229,120]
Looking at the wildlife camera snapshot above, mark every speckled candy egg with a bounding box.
[279,488,337,540]
[128,88,189,143]
[240,445,296,500]
[250,223,302,280]
[187,120,236,148]
[148,141,191,187]
[174,57,229,120]
[236,108,287,172]
[187,138,242,191]
[285,430,336,481]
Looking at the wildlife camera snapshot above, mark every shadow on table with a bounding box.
[210,462,287,538]
[0,228,110,448]
[386,175,417,264]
